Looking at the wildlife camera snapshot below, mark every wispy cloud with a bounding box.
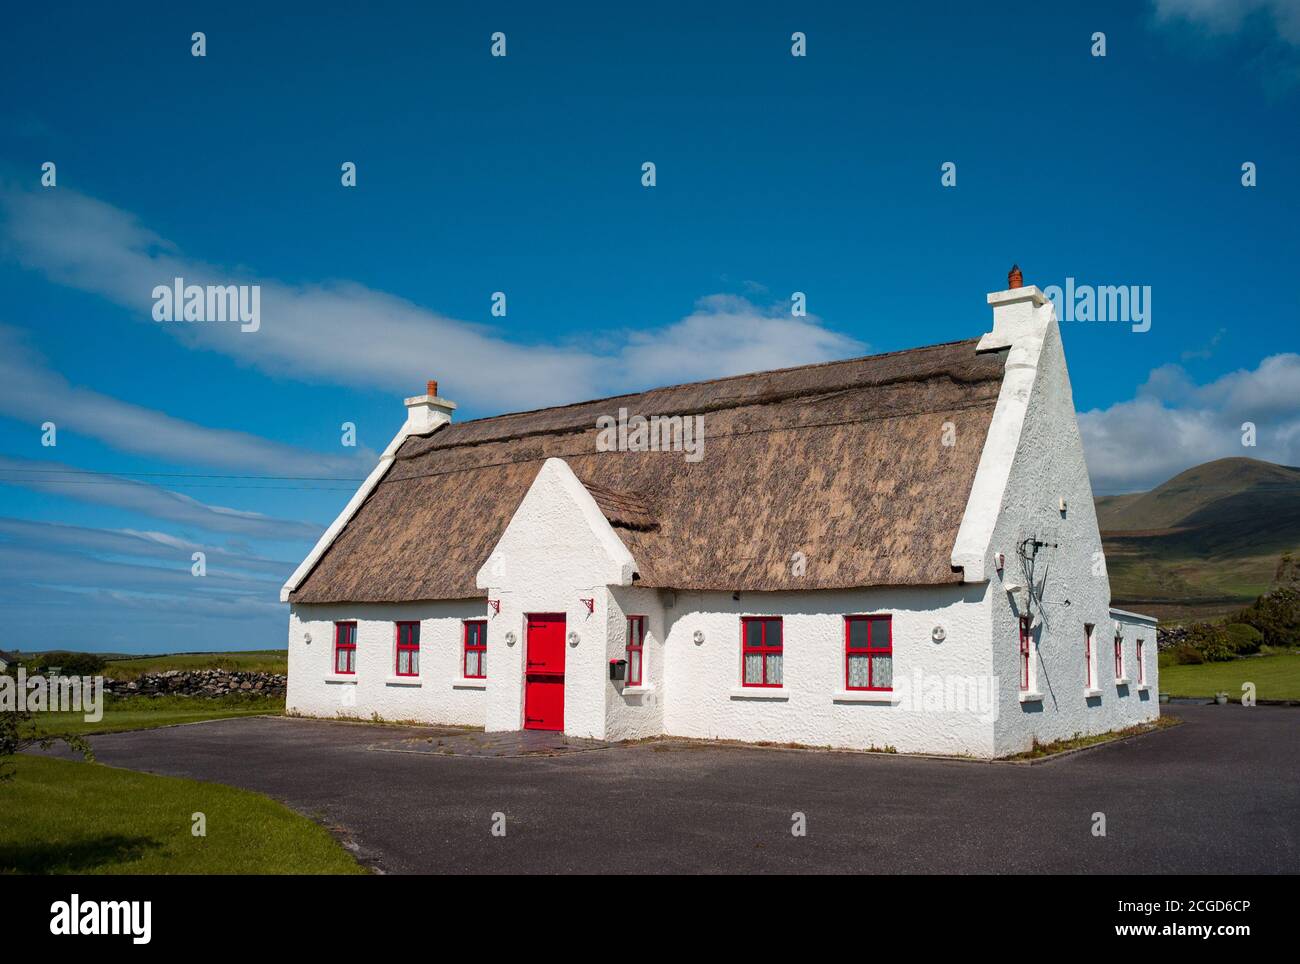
[0,323,372,476]
[0,184,863,412]
[1079,352,1300,493]
[0,454,320,540]
[1154,0,1300,46]
[0,516,295,579]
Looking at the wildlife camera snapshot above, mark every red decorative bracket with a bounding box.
[580,598,595,614]
[488,599,500,616]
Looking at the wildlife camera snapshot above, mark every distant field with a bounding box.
[1,756,364,875]
[30,694,284,738]
[104,649,287,679]
[1157,651,1300,701]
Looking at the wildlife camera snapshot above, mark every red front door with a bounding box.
[524,614,566,731]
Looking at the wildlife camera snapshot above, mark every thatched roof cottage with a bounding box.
[282,273,1158,757]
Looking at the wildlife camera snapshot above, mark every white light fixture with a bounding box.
[567,631,580,647]
[304,632,312,644]
[692,630,705,645]
[931,625,946,643]
[504,631,517,646]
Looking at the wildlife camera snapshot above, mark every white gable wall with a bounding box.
[477,458,636,739]
[984,318,1158,755]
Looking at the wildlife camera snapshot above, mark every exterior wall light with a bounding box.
[567,631,580,646]
[692,630,704,645]
[504,631,517,646]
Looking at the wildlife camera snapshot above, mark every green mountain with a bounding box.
[1095,457,1300,622]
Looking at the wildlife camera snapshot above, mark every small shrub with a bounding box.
[1182,623,1235,662]
[1223,623,1264,655]
[1173,643,1204,665]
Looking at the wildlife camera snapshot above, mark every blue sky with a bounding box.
[1,0,1297,652]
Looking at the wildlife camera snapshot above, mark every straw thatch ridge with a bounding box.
[290,338,1009,603]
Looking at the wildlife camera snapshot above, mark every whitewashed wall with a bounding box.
[984,319,1159,756]
[477,458,634,739]
[287,600,489,726]
[660,585,996,757]
[605,585,668,741]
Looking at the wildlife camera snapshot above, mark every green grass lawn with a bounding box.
[30,693,284,738]
[104,649,287,678]
[1158,650,1300,700]
[0,756,365,874]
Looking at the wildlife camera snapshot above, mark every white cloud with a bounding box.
[1079,353,1300,493]
[0,454,320,540]
[0,184,863,412]
[614,293,863,387]
[0,324,373,477]
[1154,0,1300,45]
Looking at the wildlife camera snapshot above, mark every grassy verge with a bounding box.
[1157,650,1300,700]
[1005,716,1181,761]
[29,693,284,738]
[0,756,364,874]
[105,649,287,678]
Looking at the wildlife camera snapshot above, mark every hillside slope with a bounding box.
[1095,458,1300,621]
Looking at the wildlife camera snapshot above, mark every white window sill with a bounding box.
[1115,677,1131,686]
[386,676,422,687]
[729,687,789,701]
[832,690,899,704]
[324,675,357,684]
[1137,684,1152,692]
[453,679,487,690]
[620,684,655,696]
[1084,687,1103,698]
[1018,690,1044,703]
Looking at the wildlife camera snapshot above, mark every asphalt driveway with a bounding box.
[51,704,1300,873]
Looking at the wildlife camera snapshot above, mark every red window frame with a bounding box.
[1085,624,1094,688]
[626,615,645,686]
[740,616,783,688]
[1114,634,1124,680]
[463,620,487,679]
[395,621,420,677]
[1019,616,1032,691]
[1137,639,1145,684]
[333,621,357,675]
[844,614,892,691]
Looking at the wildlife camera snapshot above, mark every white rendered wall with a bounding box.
[985,320,1159,756]
[287,600,489,726]
[660,585,997,757]
[605,585,668,741]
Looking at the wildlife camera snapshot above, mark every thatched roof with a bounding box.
[290,338,1008,603]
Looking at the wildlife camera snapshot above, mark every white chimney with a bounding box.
[404,379,456,433]
[979,264,1056,351]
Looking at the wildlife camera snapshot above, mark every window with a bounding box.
[1085,625,1093,687]
[741,616,783,687]
[334,621,357,675]
[1114,633,1124,680]
[463,620,487,679]
[1019,616,1032,691]
[395,621,420,676]
[626,615,645,686]
[845,615,892,691]
[1137,639,1145,684]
